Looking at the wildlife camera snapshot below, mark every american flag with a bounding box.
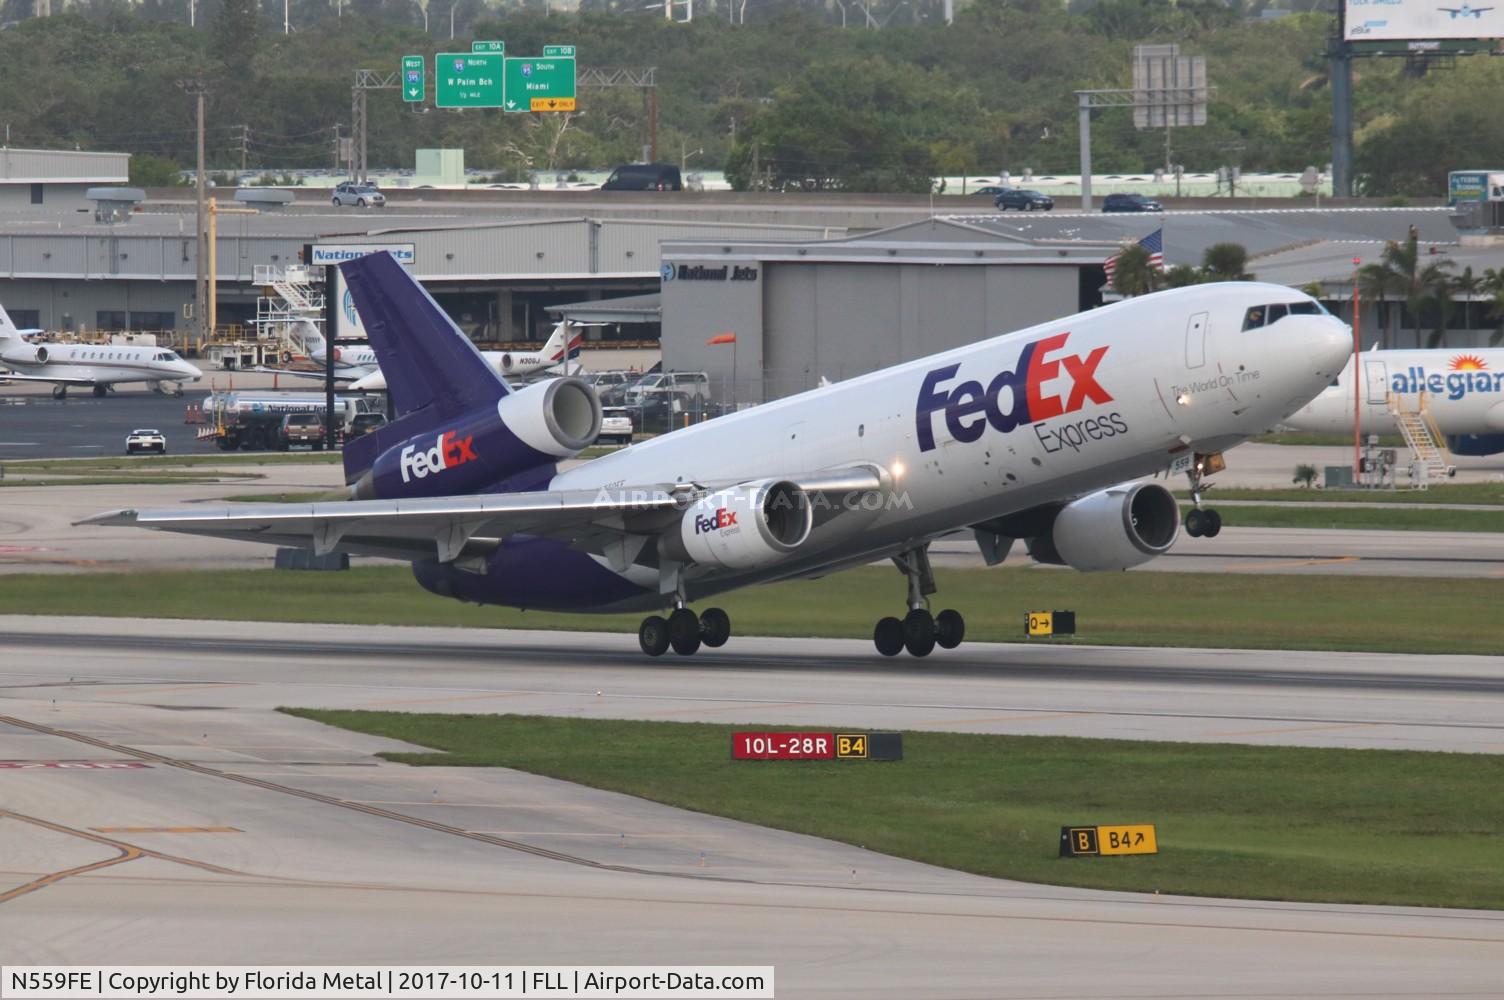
[1103,228,1165,282]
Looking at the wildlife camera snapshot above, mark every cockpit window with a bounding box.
[1242,307,1265,330]
[1289,301,1321,315]
[1267,304,1288,324]
[1245,302,1321,331]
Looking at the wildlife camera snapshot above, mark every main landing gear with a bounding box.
[638,602,732,657]
[1182,455,1223,538]
[873,545,966,657]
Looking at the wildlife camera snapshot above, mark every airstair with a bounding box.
[1387,391,1453,485]
[253,264,326,357]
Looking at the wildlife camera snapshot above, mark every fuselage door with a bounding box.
[1185,311,1208,370]
[1364,359,1389,407]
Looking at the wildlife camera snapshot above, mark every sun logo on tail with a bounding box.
[1449,354,1488,371]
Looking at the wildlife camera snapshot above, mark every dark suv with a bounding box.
[994,188,1054,212]
[1102,193,1163,213]
[601,163,682,191]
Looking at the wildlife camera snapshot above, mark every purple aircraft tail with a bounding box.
[338,252,507,483]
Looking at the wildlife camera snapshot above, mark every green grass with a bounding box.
[1182,483,1504,505]
[217,491,346,503]
[7,453,341,471]
[0,477,234,487]
[1185,503,1504,533]
[284,711,1504,910]
[6,564,1503,654]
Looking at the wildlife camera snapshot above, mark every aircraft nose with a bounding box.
[1308,316,1352,376]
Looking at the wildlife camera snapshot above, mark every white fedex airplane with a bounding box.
[84,254,1351,658]
[0,304,202,398]
[1283,347,1504,455]
[346,321,586,392]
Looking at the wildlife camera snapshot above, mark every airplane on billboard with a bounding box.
[1438,5,1492,18]
[0,304,202,398]
[83,254,1351,658]
[1282,347,1504,456]
[346,320,587,392]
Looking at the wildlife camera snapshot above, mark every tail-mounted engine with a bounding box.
[351,377,601,500]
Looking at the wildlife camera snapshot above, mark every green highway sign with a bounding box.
[504,55,577,113]
[543,45,575,57]
[436,53,503,109]
[472,40,505,54]
[401,55,424,103]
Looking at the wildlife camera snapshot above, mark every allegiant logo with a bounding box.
[1391,367,1504,401]
[915,332,1111,452]
[694,508,739,534]
[399,430,478,482]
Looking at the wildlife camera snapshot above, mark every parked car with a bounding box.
[971,186,1007,196]
[994,188,1055,212]
[1101,192,1163,213]
[125,428,166,455]
[583,371,633,392]
[601,163,682,192]
[624,371,710,404]
[597,406,634,446]
[599,373,654,406]
[331,182,386,208]
[278,413,327,450]
[346,411,388,440]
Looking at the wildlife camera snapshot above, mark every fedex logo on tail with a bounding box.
[694,508,739,534]
[400,430,478,482]
[915,332,1111,452]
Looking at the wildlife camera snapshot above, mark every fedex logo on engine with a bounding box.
[399,430,478,482]
[694,508,739,534]
[915,332,1111,452]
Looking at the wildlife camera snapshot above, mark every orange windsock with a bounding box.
[706,332,737,346]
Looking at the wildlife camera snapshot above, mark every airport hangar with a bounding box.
[652,205,1504,405]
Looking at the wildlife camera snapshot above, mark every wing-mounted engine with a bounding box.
[976,482,1179,572]
[1026,482,1180,571]
[351,377,601,500]
[660,479,814,570]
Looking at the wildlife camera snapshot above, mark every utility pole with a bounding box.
[239,124,251,172]
[178,75,210,346]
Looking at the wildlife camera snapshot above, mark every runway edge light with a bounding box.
[1059,824,1158,857]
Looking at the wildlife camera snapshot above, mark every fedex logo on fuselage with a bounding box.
[915,332,1111,452]
[694,508,739,534]
[399,430,478,482]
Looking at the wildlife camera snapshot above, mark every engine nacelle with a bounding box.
[2,343,46,365]
[1026,482,1179,572]
[500,352,516,372]
[353,377,600,500]
[666,479,813,570]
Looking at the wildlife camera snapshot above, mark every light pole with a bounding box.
[177,75,210,349]
[450,1,458,39]
[1351,256,1363,483]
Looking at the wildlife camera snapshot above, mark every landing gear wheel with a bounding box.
[699,607,731,648]
[902,608,936,658]
[52,385,66,399]
[1202,509,1222,538]
[638,615,670,656]
[1184,509,1206,538]
[668,608,701,656]
[92,385,107,398]
[935,609,966,650]
[873,616,904,657]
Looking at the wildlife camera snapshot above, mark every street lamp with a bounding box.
[450,0,458,40]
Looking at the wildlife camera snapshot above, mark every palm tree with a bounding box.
[1484,267,1504,346]
[1356,234,1454,348]
[1161,264,1204,288]
[1201,242,1251,281]
[1451,265,1484,334]
[1110,244,1158,297]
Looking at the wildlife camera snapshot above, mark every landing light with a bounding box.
[892,460,906,480]
[1176,393,1190,407]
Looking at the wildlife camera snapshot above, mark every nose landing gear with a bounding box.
[1183,455,1223,538]
[873,545,966,657]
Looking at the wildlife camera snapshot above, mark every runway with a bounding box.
[1,617,1501,994]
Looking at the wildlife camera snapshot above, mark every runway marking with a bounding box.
[910,711,1094,726]
[355,691,538,709]
[67,682,253,695]
[354,801,597,809]
[0,760,150,769]
[1224,556,1360,571]
[0,842,141,904]
[1206,721,1381,738]
[90,826,242,834]
[643,701,810,717]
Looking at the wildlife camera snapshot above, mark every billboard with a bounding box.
[1345,0,1502,41]
[310,243,416,341]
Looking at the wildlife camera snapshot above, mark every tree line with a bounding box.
[0,0,1498,196]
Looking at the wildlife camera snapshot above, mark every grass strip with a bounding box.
[4,565,1501,654]
[1183,503,1504,533]
[0,477,236,487]
[7,453,341,471]
[284,711,1504,910]
[1253,431,1407,448]
[216,491,345,504]
[1179,484,1504,505]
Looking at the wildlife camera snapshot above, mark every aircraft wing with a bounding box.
[80,487,692,565]
[79,466,888,567]
[0,373,98,386]
[253,366,362,384]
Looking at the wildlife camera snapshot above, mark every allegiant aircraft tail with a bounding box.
[339,251,510,484]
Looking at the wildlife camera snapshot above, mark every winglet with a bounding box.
[74,509,139,527]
